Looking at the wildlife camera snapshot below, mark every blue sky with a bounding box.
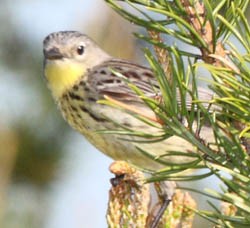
[13,1,102,40]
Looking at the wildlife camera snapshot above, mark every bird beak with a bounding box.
[44,47,64,60]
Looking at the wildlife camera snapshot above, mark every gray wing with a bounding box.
[87,59,158,102]
[87,59,214,109]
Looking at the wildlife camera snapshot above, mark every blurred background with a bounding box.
[1,1,249,228]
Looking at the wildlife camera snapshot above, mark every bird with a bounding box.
[43,31,214,171]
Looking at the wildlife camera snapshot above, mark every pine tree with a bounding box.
[104,0,250,227]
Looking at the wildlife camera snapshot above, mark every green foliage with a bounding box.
[106,0,250,226]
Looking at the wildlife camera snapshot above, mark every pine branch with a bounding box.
[105,0,250,226]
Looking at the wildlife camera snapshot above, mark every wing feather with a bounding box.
[86,59,215,109]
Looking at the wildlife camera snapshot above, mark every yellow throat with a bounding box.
[44,60,85,100]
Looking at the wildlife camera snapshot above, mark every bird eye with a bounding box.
[77,45,85,55]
